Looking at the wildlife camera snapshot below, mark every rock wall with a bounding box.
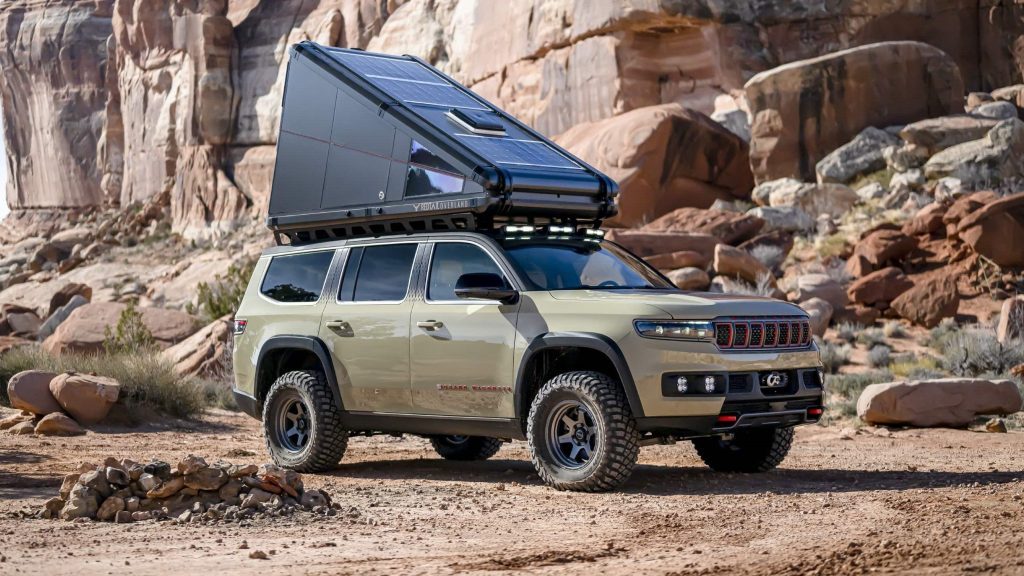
[1,0,1024,235]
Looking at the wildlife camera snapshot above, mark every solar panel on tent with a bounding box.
[323,48,582,171]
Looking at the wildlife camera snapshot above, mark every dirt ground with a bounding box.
[1,408,1022,576]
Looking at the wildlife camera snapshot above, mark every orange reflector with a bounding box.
[716,415,738,425]
[807,408,824,417]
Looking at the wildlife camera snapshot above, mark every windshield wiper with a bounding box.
[575,285,665,290]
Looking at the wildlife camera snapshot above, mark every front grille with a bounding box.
[713,317,811,351]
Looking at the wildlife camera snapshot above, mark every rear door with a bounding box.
[408,239,520,418]
[319,241,423,413]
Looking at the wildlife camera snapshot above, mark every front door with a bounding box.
[409,241,519,418]
[319,242,421,413]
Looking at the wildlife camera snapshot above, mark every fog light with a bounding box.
[676,376,688,393]
[704,376,716,393]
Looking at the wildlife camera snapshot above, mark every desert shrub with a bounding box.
[749,244,785,271]
[0,345,203,418]
[187,256,257,323]
[940,329,1024,377]
[857,327,888,349]
[849,167,895,192]
[720,272,777,298]
[820,340,852,374]
[867,345,892,368]
[103,300,157,355]
[890,354,944,380]
[836,322,862,343]
[815,233,848,259]
[924,318,960,351]
[883,320,908,339]
[825,371,893,417]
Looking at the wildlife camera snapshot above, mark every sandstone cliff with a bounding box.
[1,0,1023,236]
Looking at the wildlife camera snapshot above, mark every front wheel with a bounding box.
[429,435,502,461]
[263,370,348,472]
[692,427,794,473]
[527,371,640,492]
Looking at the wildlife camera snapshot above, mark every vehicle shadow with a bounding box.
[0,449,57,502]
[324,457,1021,496]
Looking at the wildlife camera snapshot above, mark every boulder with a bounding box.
[38,294,89,342]
[746,206,814,233]
[666,267,710,291]
[889,169,924,192]
[899,115,1000,155]
[882,143,929,172]
[855,182,886,202]
[847,267,914,306]
[924,119,1024,188]
[642,208,763,245]
[9,420,36,435]
[996,296,1024,344]
[96,496,125,522]
[643,251,708,272]
[556,104,754,226]
[3,306,41,338]
[47,283,92,317]
[161,316,232,378]
[767,182,858,219]
[34,412,85,436]
[602,230,718,260]
[857,378,1024,427]
[42,302,198,355]
[902,203,946,236]
[713,244,776,287]
[792,274,848,311]
[815,127,900,184]
[890,274,960,328]
[973,101,1018,120]
[746,41,963,183]
[800,297,834,337]
[853,229,917,267]
[7,370,61,415]
[49,373,120,425]
[184,467,228,491]
[61,484,100,520]
[751,178,803,207]
[956,192,1024,268]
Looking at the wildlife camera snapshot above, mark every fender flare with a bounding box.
[255,335,344,411]
[515,332,644,419]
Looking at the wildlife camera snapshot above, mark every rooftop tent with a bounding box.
[267,42,618,244]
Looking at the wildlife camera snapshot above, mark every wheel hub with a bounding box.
[547,400,599,469]
[277,397,311,452]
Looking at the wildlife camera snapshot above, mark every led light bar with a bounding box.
[504,225,536,233]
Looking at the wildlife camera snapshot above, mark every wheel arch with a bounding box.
[515,333,644,429]
[255,335,344,415]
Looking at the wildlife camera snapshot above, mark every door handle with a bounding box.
[325,320,352,335]
[416,320,444,331]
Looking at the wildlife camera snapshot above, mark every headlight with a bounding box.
[634,320,714,341]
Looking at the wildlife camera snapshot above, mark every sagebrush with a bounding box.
[187,257,258,322]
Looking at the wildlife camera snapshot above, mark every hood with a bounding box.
[547,289,808,319]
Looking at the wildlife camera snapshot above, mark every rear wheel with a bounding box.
[693,427,793,473]
[527,371,639,492]
[429,435,502,461]
[263,370,348,472]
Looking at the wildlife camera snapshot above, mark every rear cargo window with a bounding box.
[349,244,418,302]
[260,251,335,303]
[406,140,464,197]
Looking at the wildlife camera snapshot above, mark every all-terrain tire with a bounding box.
[527,371,640,492]
[263,370,348,472]
[429,436,503,461]
[692,427,793,473]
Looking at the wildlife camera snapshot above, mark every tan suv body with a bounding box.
[232,231,824,491]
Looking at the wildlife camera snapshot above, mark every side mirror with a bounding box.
[454,273,519,304]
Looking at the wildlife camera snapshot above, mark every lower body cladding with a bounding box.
[634,367,824,437]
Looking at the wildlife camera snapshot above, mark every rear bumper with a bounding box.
[233,389,260,419]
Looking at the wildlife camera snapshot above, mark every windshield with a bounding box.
[499,240,673,291]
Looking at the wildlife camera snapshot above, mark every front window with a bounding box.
[499,240,671,291]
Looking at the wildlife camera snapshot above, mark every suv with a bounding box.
[231,229,824,491]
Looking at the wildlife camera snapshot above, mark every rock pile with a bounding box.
[41,456,336,524]
[2,370,122,436]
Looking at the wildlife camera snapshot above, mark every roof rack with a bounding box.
[267,42,618,245]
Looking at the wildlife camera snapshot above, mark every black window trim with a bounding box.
[258,249,339,305]
[335,241,422,305]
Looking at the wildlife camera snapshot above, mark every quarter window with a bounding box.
[260,251,334,303]
[348,244,418,302]
[428,243,507,301]
[406,140,464,197]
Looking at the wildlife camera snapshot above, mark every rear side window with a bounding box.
[341,244,418,302]
[260,251,334,303]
